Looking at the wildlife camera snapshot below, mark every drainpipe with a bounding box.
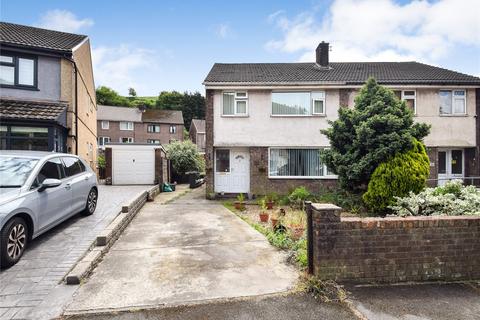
[64,55,79,155]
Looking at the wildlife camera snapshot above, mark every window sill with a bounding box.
[221,115,249,118]
[268,176,338,180]
[439,114,468,117]
[0,84,39,91]
[270,114,326,118]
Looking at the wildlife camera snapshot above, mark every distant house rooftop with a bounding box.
[190,119,205,133]
[0,21,88,53]
[204,62,480,86]
[142,109,184,125]
[97,105,142,122]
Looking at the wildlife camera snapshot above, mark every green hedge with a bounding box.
[363,138,430,214]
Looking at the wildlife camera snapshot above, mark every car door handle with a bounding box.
[84,176,89,181]
[65,183,71,190]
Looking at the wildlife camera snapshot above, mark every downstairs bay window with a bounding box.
[269,148,335,178]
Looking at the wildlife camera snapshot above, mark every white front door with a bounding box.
[438,149,464,186]
[214,148,250,193]
[113,148,155,185]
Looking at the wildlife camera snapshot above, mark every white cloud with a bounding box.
[91,45,157,95]
[37,9,93,33]
[215,23,231,39]
[266,0,480,64]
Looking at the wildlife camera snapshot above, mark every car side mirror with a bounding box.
[38,178,62,192]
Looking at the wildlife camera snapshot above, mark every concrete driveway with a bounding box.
[65,187,298,314]
[0,185,152,320]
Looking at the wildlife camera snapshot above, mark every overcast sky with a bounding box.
[2,0,479,96]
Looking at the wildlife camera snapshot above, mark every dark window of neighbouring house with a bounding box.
[215,149,230,173]
[169,125,176,134]
[147,124,160,133]
[0,53,36,88]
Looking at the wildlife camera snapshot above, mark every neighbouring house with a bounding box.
[189,119,205,153]
[0,22,98,168]
[97,105,184,146]
[203,41,480,196]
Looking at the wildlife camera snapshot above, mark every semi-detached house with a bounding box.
[203,42,480,196]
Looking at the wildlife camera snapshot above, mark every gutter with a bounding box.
[63,55,79,155]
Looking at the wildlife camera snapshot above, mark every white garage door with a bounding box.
[112,148,155,185]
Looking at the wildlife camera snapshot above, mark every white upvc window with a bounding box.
[401,90,416,114]
[222,91,248,116]
[101,120,109,130]
[98,136,110,146]
[119,121,134,131]
[271,91,326,116]
[147,124,160,133]
[312,92,326,115]
[120,137,134,143]
[268,148,337,179]
[440,90,466,115]
[147,139,160,144]
[169,125,177,134]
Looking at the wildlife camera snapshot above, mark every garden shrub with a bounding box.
[288,186,311,209]
[317,186,366,215]
[389,180,480,216]
[165,140,205,175]
[362,138,430,214]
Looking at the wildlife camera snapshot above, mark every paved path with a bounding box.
[0,185,151,320]
[65,186,298,315]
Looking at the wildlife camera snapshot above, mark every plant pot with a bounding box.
[267,201,274,210]
[259,212,269,223]
[271,218,279,227]
[289,226,305,240]
[234,201,244,210]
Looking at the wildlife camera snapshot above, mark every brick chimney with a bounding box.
[316,41,329,67]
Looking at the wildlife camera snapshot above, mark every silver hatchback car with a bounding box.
[0,151,98,268]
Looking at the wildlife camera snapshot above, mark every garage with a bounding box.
[104,144,169,185]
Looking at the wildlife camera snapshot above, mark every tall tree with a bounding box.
[128,87,137,98]
[320,78,430,191]
[155,91,205,129]
[96,86,132,107]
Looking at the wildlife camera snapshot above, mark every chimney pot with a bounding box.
[316,41,329,67]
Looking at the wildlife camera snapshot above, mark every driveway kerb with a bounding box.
[64,185,160,285]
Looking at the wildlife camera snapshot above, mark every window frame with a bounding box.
[215,149,231,173]
[0,52,38,90]
[147,139,160,144]
[439,89,466,116]
[271,91,326,117]
[98,136,110,146]
[222,91,249,117]
[147,124,160,133]
[119,121,134,131]
[101,120,110,130]
[120,137,134,143]
[401,90,416,115]
[267,147,337,179]
[169,125,177,134]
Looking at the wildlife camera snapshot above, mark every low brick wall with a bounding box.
[306,202,480,283]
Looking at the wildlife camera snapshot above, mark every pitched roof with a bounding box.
[204,62,480,86]
[97,105,143,122]
[0,22,88,53]
[142,109,184,125]
[190,119,205,133]
[0,98,67,124]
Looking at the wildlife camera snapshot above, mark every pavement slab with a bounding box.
[347,282,480,320]
[65,186,298,314]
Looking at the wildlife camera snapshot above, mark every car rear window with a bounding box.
[62,157,85,177]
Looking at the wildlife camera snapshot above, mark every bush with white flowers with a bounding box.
[389,180,480,216]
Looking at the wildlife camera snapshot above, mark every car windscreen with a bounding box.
[0,156,39,188]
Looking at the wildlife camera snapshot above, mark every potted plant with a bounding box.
[271,208,286,228]
[266,193,277,210]
[285,211,306,240]
[234,193,245,210]
[259,198,269,222]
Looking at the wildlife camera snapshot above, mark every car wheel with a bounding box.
[1,217,28,269]
[82,188,98,216]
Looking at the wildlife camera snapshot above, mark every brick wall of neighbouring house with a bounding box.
[97,121,183,144]
[250,147,337,195]
[205,89,215,195]
[307,203,480,283]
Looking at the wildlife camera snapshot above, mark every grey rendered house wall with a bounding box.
[0,56,61,101]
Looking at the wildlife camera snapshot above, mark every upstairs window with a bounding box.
[394,90,416,114]
[119,121,134,131]
[147,124,160,133]
[272,91,326,116]
[440,90,466,115]
[101,121,109,130]
[0,53,36,88]
[169,125,177,134]
[223,92,248,116]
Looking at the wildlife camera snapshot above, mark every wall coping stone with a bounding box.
[311,203,342,211]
